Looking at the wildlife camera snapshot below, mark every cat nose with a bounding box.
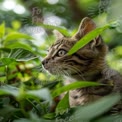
[42,59,49,65]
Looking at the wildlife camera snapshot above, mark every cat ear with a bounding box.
[53,30,64,39]
[72,17,103,48]
[72,17,96,40]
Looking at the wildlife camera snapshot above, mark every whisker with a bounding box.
[62,63,85,80]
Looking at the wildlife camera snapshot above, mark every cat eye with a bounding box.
[57,49,67,57]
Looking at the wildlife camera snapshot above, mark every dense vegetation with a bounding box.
[0,0,122,121]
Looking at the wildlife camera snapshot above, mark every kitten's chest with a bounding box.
[64,75,115,106]
[69,89,101,107]
[64,77,101,106]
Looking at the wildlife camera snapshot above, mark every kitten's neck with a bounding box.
[71,61,107,81]
[71,70,102,81]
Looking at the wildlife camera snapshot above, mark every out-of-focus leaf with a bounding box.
[0,22,5,38]
[0,97,10,105]
[0,48,11,53]
[14,119,31,122]
[14,112,55,122]
[94,115,122,122]
[27,89,52,105]
[43,113,55,119]
[5,42,33,52]
[8,48,37,61]
[116,17,122,33]
[4,32,33,43]
[29,112,54,122]
[70,94,121,121]
[43,81,60,89]
[0,86,52,106]
[0,58,16,66]
[0,105,17,116]
[56,92,69,115]
[0,85,19,97]
[52,81,101,97]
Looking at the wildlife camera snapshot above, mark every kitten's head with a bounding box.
[42,17,108,77]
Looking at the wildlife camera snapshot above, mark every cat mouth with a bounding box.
[42,65,49,70]
[44,66,60,75]
[43,64,75,76]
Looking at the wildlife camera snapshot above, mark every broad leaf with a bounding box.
[4,32,33,43]
[0,58,16,66]
[8,48,37,61]
[14,119,31,122]
[0,85,52,105]
[0,48,11,53]
[70,94,121,121]
[94,115,122,122]
[27,89,52,105]
[52,81,101,97]
[43,113,55,119]
[5,42,33,52]
[0,85,19,97]
[14,117,54,122]
[56,92,69,115]
[0,105,18,116]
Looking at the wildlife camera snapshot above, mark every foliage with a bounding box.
[0,0,122,122]
[0,20,122,122]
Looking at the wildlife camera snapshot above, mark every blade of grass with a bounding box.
[52,81,102,98]
[68,21,118,55]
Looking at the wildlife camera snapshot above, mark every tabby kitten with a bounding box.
[42,17,122,112]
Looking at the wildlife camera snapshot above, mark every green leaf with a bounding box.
[0,22,5,38]
[14,119,31,122]
[8,48,37,61]
[52,81,101,97]
[5,42,34,52]
[27,89,52,105]
[0,58,16,66]
[4,32,33,43]
[70,94,121,121]
[68,23,115,55]
[0,48,11,53]
[38,23,70,36]
[43,113,55,119]
[0,105,18,122]
[94,115,122,122]
[56,92,70,115]
[15,113,54,122]
[0,86,52,105]
[0,85,19,97]
[29,112,54,122]
[43,81,60,89]
[0,105,17,116]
